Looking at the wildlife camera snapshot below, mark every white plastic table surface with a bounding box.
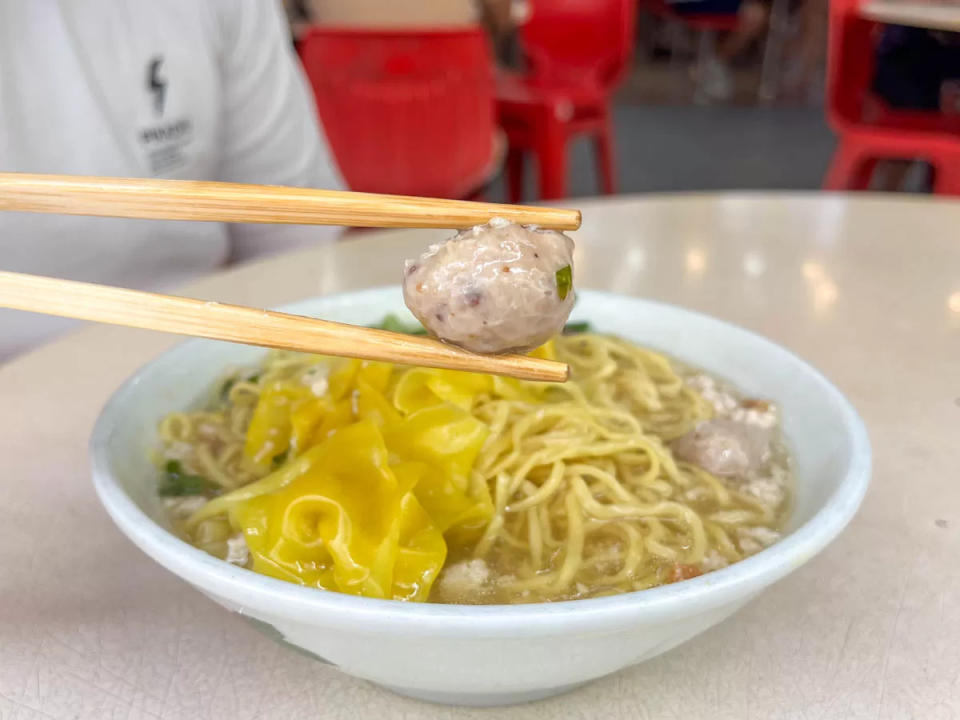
[861,0,960,32]
[1,193,959,720]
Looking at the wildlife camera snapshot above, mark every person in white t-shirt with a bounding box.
[0,0,344,360]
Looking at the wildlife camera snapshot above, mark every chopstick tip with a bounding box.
[534,360,570,384]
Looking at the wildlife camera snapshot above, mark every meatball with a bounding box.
[402,218,576,353]
[671,418,772,477]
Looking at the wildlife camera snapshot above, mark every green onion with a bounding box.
[373,314,428,336]
[555,265,572,300]
[159,460,215,497]
[563,321,592,334]
[220,377,237,400]
[271,450,290,470]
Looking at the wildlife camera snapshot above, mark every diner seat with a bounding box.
[299,27,497,199]
[824,0,960,194]
[498,0,635,201]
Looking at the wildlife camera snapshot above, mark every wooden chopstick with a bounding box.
[0,173,582,230]
[0,271,569,383]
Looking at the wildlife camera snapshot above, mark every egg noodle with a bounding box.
[159,333,787,604]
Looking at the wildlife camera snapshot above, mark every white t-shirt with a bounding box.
[0,0,343,360]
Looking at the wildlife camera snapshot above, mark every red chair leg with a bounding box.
[535,114,568,200]
[824,138,876,190]
[506,148,525,204]
[594,109,617,194]
[932,155,960,195]
[854,158,879,189]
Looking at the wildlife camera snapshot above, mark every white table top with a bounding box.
[2,192,959,719]
[861,0,960,32]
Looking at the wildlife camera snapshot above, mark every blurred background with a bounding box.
[284,0,959,201]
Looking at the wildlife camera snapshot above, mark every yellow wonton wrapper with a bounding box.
[190,356,520,601]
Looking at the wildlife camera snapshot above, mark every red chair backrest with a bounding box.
[520,0,636,89]
[298,28,494,198]
[826,0,877,131]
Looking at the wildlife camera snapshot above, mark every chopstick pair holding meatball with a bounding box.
[0,174,580,382]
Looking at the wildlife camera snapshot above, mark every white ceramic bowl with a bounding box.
[91,288,870,707]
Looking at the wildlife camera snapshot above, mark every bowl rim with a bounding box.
[90,287,871,636]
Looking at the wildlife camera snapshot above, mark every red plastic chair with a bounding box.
[497,0,636,201]
[824,0,960,193]
[298,28,496,199]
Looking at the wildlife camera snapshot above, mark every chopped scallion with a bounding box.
[159,459,215,497]
[373,314,428,336]
[555,265,572,300]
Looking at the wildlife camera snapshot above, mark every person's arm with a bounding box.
[214,0,344,262]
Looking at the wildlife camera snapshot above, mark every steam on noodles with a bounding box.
[158,329,791,604]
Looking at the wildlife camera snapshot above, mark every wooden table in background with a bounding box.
[2,193,959,719]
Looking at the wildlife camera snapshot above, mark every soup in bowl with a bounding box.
[90,288,870,706]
